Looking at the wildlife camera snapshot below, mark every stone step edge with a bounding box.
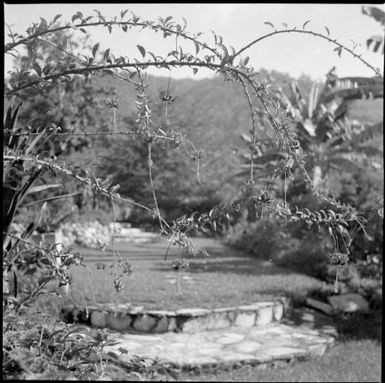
[61,296,291,334]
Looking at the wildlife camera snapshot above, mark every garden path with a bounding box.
[103,307,337,370]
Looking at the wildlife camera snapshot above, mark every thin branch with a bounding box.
[234,28,383,77]
[5,19,219,57]
[6,60,245,96]
[3,130,140,137]
[36,37,140,87]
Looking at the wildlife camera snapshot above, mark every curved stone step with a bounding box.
[61,296,291,334]
[103,319,337,371]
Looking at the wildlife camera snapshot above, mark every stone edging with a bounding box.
[61,296,291,334]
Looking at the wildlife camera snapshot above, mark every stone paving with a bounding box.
[104,313,337,370]
[62,295,339,370]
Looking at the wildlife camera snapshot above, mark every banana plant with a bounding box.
[235,69,383,192]
[281,74,383,187]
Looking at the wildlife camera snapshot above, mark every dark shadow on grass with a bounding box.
[178,258,289,276]
[74,241,298,277]
[334,311,382,343]
[285,305,382,343]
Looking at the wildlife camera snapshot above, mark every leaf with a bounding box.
[137,44,146,58]
[53,14,62,23]
[192,68,198,75]
[366,35,384,53]
[165,16,173,23]
[264,21,275,30]
[325,26,330,36]
[102,69,114,76]
[362,6,385,25]
[193,40,200,55]
[32,62,42,76]
[148,51,157,61]
[79,28,87,34]
[26,184,62,195]
[39,17,48,29]
[302,20,311,29]
[72,13,80,23]
[333,46,343,57]
[120,9,128,19]
[282,22,288,29]
[103,48,110,61]
[122,24,128,32]
[243,56,250,66]
[92,42,100,58]
[219,43,228,62]
[107,24,112,34]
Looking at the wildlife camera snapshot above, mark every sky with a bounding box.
[4,3,385,81]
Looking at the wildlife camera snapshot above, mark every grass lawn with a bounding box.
[60,236,327,310]
[177,339,381,382]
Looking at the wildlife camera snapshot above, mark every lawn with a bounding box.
[177,339,381,382]
[61,236,327,310]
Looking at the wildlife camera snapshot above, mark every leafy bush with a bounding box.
[225,216,281,259]
[3,310,179,380]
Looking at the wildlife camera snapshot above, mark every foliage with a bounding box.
[225,213,334,281]
[3,8,383,380]
[224,216,282,259]
[362,5,385,54]
[6,29,116,157]
[3,311,178,380]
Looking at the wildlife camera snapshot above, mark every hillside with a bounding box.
[79,70,383,219]
[92,70,315,157]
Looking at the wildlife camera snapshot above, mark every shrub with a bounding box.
[3,309,179,380]
[225,213,334,280]
[224,216,282,259]
[272,223,333,279]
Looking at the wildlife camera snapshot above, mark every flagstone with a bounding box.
[105,319,336,370]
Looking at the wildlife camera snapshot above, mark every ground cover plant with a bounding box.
[3,5,383,380]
